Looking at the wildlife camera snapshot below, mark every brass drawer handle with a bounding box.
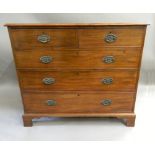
[101,99,112,106]
[40,56,52,64]
[46,100,57,106]
[104,33,117,43]
[38,34,50,43]
[42,77,55,85]
[101,78,113,85]
[103,56,115,64]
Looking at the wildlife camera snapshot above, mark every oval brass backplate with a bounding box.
[42,77,55,85]
[101,99,112,106]
[40,56,52,64]
[101,78,113,85]
[46,100,57,106]
[38,34,50,43]
[104,33,117,43]
[103,56,115,64]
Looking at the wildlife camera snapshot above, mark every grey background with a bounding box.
[0,13,155,140]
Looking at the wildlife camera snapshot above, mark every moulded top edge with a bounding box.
[4,23,149,27]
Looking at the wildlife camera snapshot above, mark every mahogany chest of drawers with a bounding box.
[6,23,147,127]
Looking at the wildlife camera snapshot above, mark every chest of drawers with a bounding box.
[6,23,147,127]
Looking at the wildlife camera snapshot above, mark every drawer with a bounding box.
[23,91,135,113]
[14,48,141,69]
[79,27,146,48]
[18,70,138,91]
[10,29,78,50]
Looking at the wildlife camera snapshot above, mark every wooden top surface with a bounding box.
[5,23,148,27]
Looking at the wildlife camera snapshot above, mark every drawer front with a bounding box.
[79,27,145,48]
[10,29,78,50]
[18,70,138,91]
[14,48,141,69]
[23,92,135,113]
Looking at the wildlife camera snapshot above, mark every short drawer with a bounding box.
[23,91,135,113]
[14,47,141,69]
[9,29,78,50]
[79,27,146,48]
[18,70,138,91]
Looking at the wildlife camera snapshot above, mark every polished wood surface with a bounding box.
[23,91,135,113]
[9,27,146,50]
[6,23,147,127]
[18,70,138,91]
[10,29,78,50]
[14,48,141,69]
[5,23,148,27]
[23,113,136,127]
[79,28,145,48]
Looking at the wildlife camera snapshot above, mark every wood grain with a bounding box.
[23,91,135,113]
[22,113,136,127]
[6,23,147,127]
[18,70,138,91]
[5,23,148,27]
[9,29,78,50]
[14,47,141,69]
[79,28,146,48]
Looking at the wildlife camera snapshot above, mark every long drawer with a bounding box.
[14,48,141,69]
[18,70,138,91]
[23,91,135,113]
